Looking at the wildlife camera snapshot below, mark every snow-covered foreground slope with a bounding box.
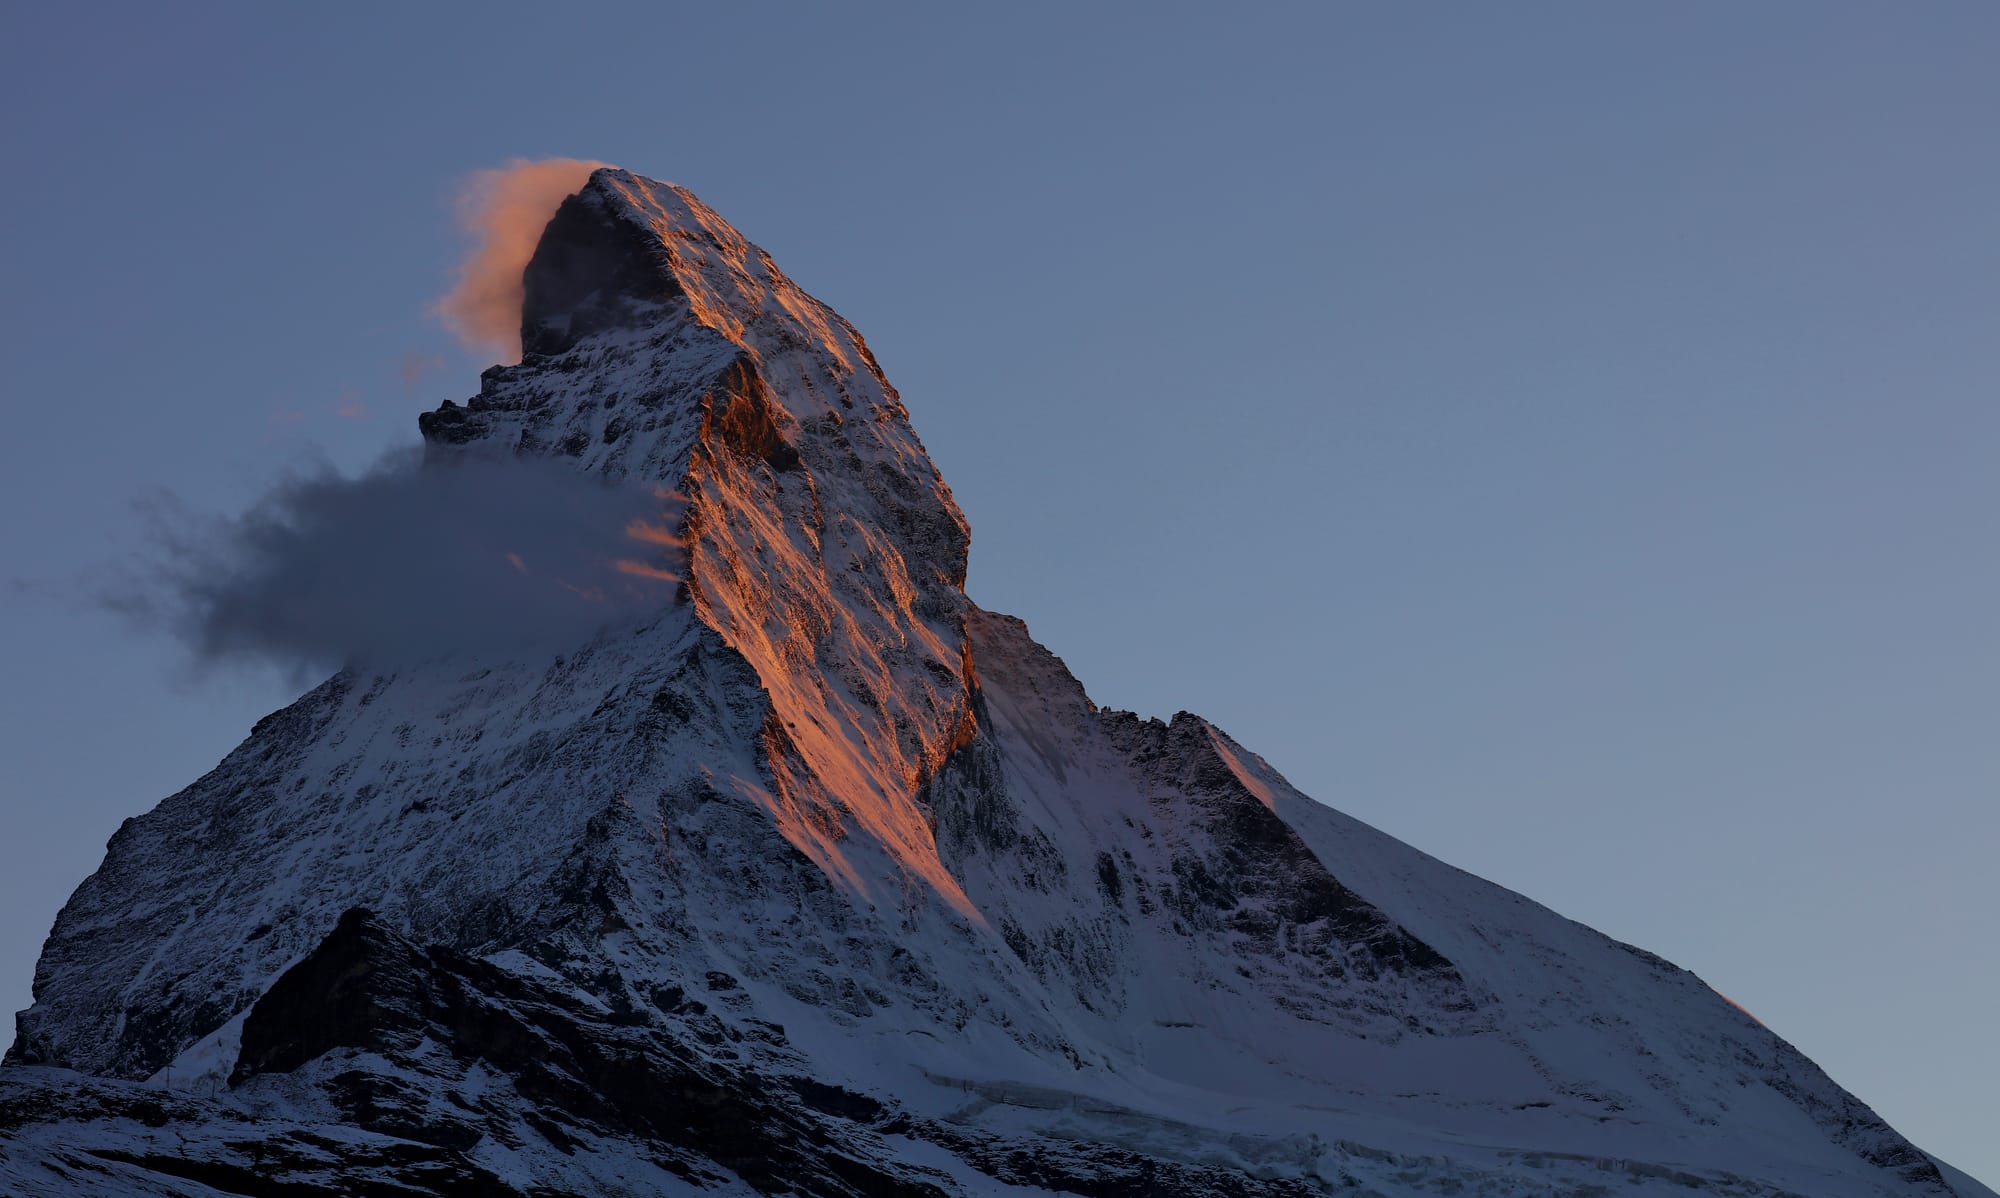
[3,169,1989,1198]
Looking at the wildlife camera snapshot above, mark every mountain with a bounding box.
[2,168,1988,1198]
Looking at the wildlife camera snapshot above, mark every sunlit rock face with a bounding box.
[433,171,984,920]
[2,170,1981,1198]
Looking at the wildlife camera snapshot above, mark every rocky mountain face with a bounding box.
[1,169,1987,1198]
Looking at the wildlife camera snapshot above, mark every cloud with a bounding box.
[399,352,445,389]
[107,450,686,678]
[434,158,609,363]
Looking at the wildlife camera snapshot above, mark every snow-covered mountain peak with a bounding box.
[426,169,981,921]
[4,175,1987,1198]
[518,168,882,385]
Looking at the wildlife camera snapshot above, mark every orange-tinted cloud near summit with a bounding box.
[435,158,608,363]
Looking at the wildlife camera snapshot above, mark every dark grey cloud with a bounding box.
[108,450,686,676]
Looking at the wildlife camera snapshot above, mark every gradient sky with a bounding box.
[2,3,1994,1184]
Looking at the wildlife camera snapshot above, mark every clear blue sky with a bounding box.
[2,3,1994,1183]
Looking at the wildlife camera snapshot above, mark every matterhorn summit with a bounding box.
[1,168,1987,1198]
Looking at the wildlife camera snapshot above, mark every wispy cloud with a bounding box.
[103,450,686,678]
[434,158,609,363]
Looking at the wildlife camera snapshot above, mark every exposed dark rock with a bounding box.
[229,909,950,1197]
[1106,710,1462,985]
[521,184,683,358]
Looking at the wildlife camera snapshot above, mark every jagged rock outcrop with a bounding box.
[2,169,1986,1198]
